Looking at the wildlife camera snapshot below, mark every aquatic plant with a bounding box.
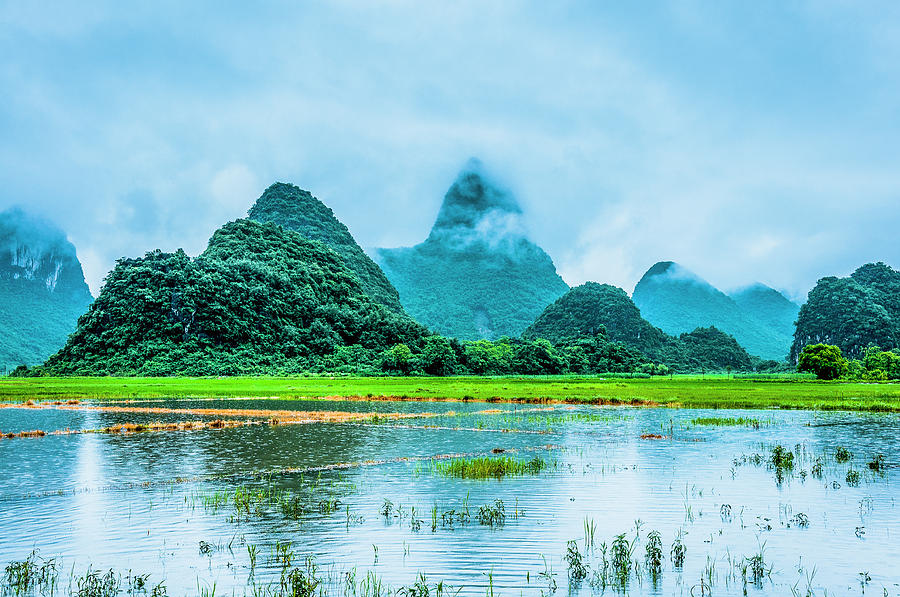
[690,416,764,428]
[811,457,824,479]
[645,530,663,579]
[476,500,506,527]
[745,542,770,586]
[846,468,861,487]
[537,556,557,595]
[247,544,259,573]
[867,453,886,473]
[565,541,588,583]
[280,560,320,597]
[583,517,597,550]
[834,446,853,463]
[771,445,794,470]
[791,512,810,528]
[610,533,634,587]
[3,551,58,595]
[670,531,686,569]
[433,456,546,479]
[274,541,295,569]
[75,567,119,597]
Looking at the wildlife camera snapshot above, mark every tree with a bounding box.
[797,343,848,380]
[381,343,414,375]
[421,336,458,376]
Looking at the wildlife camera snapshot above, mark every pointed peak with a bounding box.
[428,159,525,244]
[638,261,702,283]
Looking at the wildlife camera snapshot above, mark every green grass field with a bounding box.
[2,375,900,412]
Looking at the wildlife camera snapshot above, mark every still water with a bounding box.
[1,400,898,595]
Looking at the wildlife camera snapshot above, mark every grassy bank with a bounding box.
[1,375,900,412]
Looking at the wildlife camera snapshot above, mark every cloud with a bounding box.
[0,1,898,299]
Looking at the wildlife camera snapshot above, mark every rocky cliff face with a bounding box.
[375,159,568,340]
[0,208,93,370]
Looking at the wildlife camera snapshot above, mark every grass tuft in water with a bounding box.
[565,540,588,583]
[867,453,886,473]
[476,500,506,527]
[690,416,764,428]
[834,446,853,463]
[433,456,546,479]
[3,551,58,595]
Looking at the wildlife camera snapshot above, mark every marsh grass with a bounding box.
[433,456,546,479]
[690,417,766,428]
[7,375,900,412]
[3,551,58,595]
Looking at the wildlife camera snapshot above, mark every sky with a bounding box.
[1,1,899,300]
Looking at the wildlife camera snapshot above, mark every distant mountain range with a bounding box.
[0,208,93,371]
[375,159,569,340]
[523,282,753,371]
[2,159,897,374]
[631,261,799,360]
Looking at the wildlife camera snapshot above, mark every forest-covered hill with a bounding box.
[375,160,568,340]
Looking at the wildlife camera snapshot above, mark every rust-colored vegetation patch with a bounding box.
[3,429,47,438]
[640,433,670,440]
[0,403,445,439]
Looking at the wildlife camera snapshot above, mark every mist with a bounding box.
[2,2,899,298]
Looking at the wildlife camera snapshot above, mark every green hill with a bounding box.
[523,282,753,371]
[248,182,404,314]
[632,261,794,360]
[0,208,93,372]
[791,262,900,361]
[375,159,568,340]
[43,219,427,375]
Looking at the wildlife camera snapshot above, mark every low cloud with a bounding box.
[1,2,898,298]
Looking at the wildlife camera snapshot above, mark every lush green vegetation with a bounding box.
[632,261,797,361]
[4,375,900,412]
[689,416,765,427]
[795,342,900,382]
[38,219,428,376]
[375,162,569,340]
[0,207,93,372]
[791,262,900,361]
[248,182,405,314]
[19,215,676,378]
[522,283,754,372]
[433,456,547,479]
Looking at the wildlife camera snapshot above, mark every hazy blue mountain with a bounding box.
[791,262,900,361]
[375,159,568,340]
[729,283,799,341]
[0,207,93,371]
[632,261,794,360]
[248,182,405,314]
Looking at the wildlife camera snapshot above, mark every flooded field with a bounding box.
[1,398,898,596]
